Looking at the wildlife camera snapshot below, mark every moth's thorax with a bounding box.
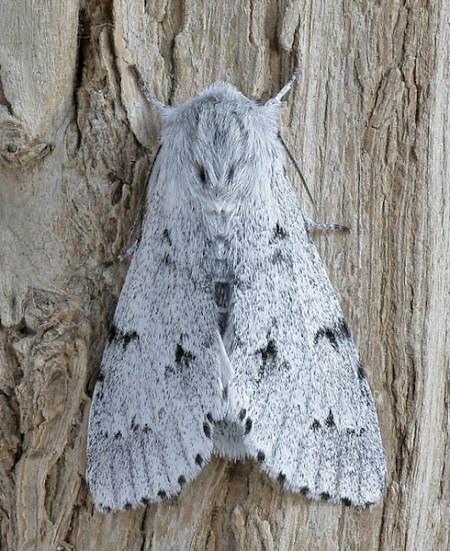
[163,85,284,337]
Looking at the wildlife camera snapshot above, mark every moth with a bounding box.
[87,70,386,511]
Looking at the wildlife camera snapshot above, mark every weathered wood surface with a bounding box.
[0,1,448,549]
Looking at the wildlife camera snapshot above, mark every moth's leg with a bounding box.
[104,240,139,267]
[103,144,162,268]
[305,218,351,233]
[279,136,351,233]
[130,65,167,109]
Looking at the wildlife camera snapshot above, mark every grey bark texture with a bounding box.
[0,1,448,550]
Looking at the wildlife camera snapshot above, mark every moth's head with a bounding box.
[131,66,294,207]
[158,82,285,198]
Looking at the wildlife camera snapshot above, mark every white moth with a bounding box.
[87,73,386,512]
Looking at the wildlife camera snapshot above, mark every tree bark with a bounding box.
[1,1,448,550]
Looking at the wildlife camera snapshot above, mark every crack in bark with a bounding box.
[0,66,13,115]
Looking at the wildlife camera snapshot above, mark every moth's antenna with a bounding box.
[130,65,167,110]
[267,57,299,105]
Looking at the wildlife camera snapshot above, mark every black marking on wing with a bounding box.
[203,421,212,438]
[300,486,309,496]
[108,324,118,342]
[124,502,132,510]
[346,427,367,437]
[260,340,277,362]
[130,415,139,431]
[195,454,204,467]
[175,344,195,364]
[228,165,235,180]
[162,229,172,245]
[257,339,278,378]
[97,372,105,382]
[162,252,174,265]
[314,328,338,350]
[337,318,351,339]
[157,490,167,499]
[178,475,186,486]
[325,410,335,428]
[94,382,105,403]
[341,497,352,507]
[269,221,291,264]
[273,222,287,239]
[109,325,138,348]
[141,497,149,506]
[244,418,252,434]
[122,331,138,347]
[277,472,286,485]
[321,492,331,501]
[311,419,321,431]
[238,408,247,421]
[257,450,266,463]
[314,317,351,351]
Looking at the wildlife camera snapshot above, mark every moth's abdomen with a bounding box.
[212,235,233,336]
